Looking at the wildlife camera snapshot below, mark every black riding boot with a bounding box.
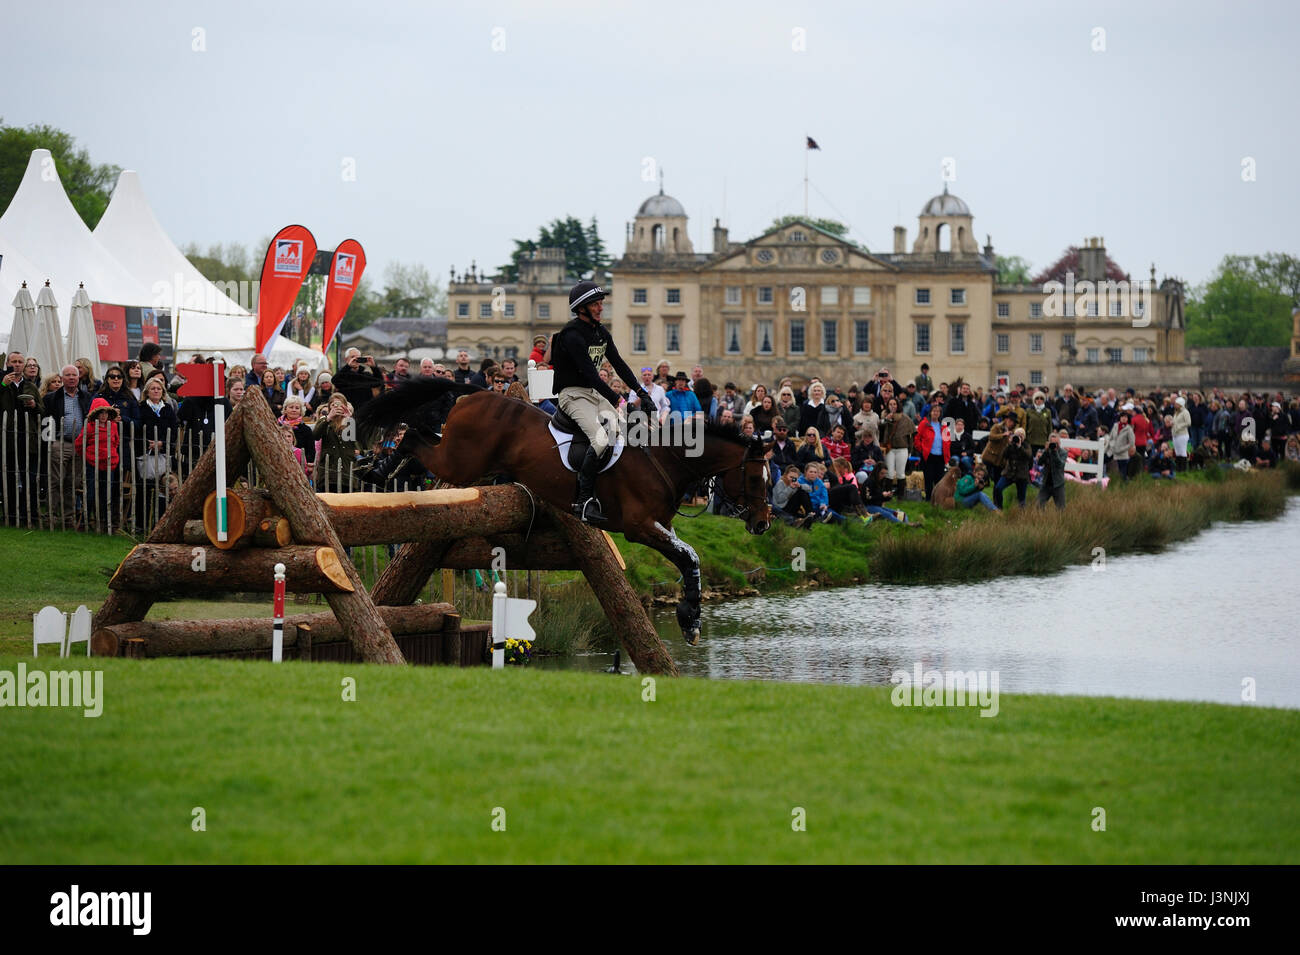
[573,446,607,524]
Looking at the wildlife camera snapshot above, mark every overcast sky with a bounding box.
[4,0,1295,292]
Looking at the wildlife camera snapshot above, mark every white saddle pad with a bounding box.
[548,422,625,473]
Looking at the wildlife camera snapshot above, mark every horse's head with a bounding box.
[717,434,772,535]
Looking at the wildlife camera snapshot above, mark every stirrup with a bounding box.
[573,496,606,524]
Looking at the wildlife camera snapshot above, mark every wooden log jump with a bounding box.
[92,603,457,658]
[109,544,353,594]
[97,386,681,675]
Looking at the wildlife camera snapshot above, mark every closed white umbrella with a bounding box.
[67,283,102,379]
[8,281,38,358]
[32,281,67,377]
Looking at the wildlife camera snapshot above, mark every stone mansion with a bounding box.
[447,184,1198,392]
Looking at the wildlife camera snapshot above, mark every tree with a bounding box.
[1184,255,1292,348]
[1251,252,1300,308]
[378,262,445,317]
[996,255,1033,285]
[182,241,257,287]
[1032,246,1127,285]
[769,215,850,238]
[338,276,386,334]
[500,215,606,282]
[0,120,120,229]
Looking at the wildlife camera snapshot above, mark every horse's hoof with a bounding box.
[683,626,701,646]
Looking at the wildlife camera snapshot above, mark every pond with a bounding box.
[539,498,1300,709]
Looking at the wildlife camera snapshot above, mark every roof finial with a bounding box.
[659,166,664,196]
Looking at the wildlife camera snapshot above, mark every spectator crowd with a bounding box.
[2,339,1297,535]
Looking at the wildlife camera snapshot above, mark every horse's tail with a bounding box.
[356,377,481,435]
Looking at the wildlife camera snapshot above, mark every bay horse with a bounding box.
[357,378,772,644]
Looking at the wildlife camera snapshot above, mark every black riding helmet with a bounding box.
[569,280,606,317]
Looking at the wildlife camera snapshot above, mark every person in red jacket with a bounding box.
[528,334,548,366]
[74,396,122,532]
[1127,402,1152,478]
[914,403,951,499]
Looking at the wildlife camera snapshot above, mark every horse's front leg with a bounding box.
[625,519,702,646]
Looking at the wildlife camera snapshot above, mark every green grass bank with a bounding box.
[1,656,1295,864]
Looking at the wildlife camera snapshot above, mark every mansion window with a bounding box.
[996,302,1010,318]
[950,288,966,306]
[1086,348,1100,363]
[1030,370,1043,386]
[822,320,837,354]
[1110,299,1123,317]
[915,322,931,354]
[789,319,806,355]
[915,288,931,306]
[949,322,966,354]
[725,320,741,354]
[1062,332,1075,351]
[537,303,550,318]
[789,230,807,242]
[632,288,647,305]
[631,323,647,353]
[1107,347,1123,363]
[821,286,839,306]
[457,302,469,318]
[1029,302,1043,318]
[1088,300,1100,317]
[503,302,516,318]
[665,322,681,353]
[757,286,774,305]
[479,303,492,318]
[725,286,742,306]
[666,288,681,305]
[853,286,871,306]
[996,334,1009,354]
[757,319,774,354]
[1029,333,1043,354]
[854,320,870,354]
[1133,347,1149,363]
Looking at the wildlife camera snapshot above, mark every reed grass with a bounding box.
[867,468,1290,582]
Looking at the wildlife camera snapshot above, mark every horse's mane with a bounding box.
[356,377,481,433]
[700,419,754,448]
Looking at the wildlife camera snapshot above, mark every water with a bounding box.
[540,499,1300,708]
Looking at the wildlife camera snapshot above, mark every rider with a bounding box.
[553,280,655,524]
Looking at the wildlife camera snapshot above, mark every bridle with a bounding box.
[653,440,768,521]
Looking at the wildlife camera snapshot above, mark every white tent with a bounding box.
[31,282,67,376]
[93,169,326,372]
[0,150,156,334]
[67,284,102,379]
[6,281,38,359]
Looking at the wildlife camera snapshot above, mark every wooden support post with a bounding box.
[371,541,449,606]
[241,388,404,664]
[296,623,312,661]
[547,504,679,676]
[441,612,462,666]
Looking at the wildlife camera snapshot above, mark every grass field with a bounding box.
[1,656,1295,864]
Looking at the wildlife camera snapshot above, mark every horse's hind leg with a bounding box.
[626,520,702,646]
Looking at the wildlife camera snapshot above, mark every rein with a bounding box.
[647,445,754,519]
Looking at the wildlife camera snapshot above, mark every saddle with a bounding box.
[548,407,623,472]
